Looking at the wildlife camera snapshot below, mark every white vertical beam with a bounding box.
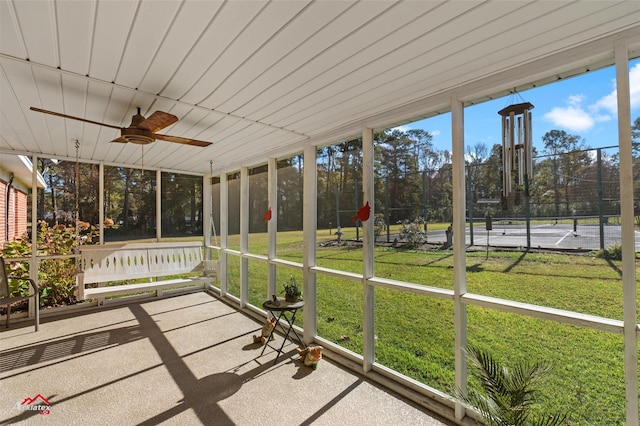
[240,167,249,308]
[615,38,638,426]
[98,163,104,244]
[203,173,212,250]
[362,128,375,373]
[156,169,162,242]
[303,145,317,344]
[268,158,278,300]
[30,154,39,330]
[220,173,229,296]
[451,94,468,421]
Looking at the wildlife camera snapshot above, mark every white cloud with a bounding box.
[590,63,640,114]
[632,63,640,108]
[544,94,594,131]
[544,105,594,131]
[591,89,617,114]
[544,63,640,132]
[567,94,585,105]
[431,129,441,137]
[392,125,412,132]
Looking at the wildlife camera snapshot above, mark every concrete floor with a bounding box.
[0,292,453,425]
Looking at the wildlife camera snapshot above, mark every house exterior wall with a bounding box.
[0,178,29,250]
[0,180,5,245]
[14,188,28,241]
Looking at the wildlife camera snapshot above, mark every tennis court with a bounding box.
[425,221,640,251]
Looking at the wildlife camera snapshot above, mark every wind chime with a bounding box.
[498,100,534,203]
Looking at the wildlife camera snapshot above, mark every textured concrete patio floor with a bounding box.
[1,292,453,426]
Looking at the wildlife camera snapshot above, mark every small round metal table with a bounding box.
[260,298,305,364]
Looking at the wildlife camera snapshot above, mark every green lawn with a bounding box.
[219,228,637,425]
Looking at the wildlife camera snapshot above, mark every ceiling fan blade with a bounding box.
[155,134,212,147]
[30,107,122,130]
[138,111,178,132]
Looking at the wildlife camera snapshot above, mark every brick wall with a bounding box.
[0,180,5,245]
[0,179,28,250]
[14,189,28,240]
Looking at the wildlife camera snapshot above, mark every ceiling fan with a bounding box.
[30,107,212,147]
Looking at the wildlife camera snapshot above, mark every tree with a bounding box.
[374,129,438,223]
[480,144,505,201]
[277,155,304,231]
[161,173,204,236]
[631,116,640,223]
[376,129,420,222]
[541,130,592,216]
[466,142,488,202]
[317,145,338,228]
[631,116,640,156]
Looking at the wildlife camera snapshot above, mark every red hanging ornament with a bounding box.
[352,201,371,223]
[262,207,272,222]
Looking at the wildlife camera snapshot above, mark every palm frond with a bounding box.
[458,346,567,426]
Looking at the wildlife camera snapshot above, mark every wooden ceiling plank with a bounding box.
[0,1,27,58]
[214,0,378,114]
[246,1,536,125]
[12,0,57,65]
[56,1,94,74]
[194,0,312,107]
[116,0,182,89]
[261,2,636,131]
[218,0,399,118]
[88,1,138,82]
[138,1,223,95]
[161,1,265,102]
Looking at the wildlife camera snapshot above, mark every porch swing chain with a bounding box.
[74,140,81,273]
[209,160,218,249]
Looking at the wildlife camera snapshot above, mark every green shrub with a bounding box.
[593,243,622,261]
[373,213,386,237]
[2,221,98,306]
[399,218,426,247]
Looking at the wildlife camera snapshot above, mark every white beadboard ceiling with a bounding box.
[1,0,640,176]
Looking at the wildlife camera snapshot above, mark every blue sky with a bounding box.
[400,58,640,155]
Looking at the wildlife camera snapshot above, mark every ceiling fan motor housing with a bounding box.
[120,126,156,144]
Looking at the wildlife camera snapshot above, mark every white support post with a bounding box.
[451,94,468,421]
[362,128,375,373]
[303,145,317,344]
[240,167,249,308]
[156,169,162,242]
[220,173,229,296]
[267,158,278,301]
[30,154,39,330]
[615,38,638,426]
[203,173,212,253]
[99,163,104,244]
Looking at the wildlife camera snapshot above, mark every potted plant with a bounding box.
[283,276,302,302]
